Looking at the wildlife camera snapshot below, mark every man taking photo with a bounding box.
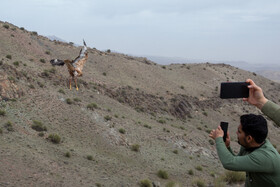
[209,79,280,187]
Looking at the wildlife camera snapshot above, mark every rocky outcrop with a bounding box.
[0,64,24,101]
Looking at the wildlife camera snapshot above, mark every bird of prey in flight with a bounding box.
[50,40,88,91]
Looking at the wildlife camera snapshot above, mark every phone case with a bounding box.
[220,122,228,142]
[220,82,249,99]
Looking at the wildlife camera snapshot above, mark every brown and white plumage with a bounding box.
[50,40,88,90]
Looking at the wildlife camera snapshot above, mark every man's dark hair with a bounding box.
[240,114,268,144]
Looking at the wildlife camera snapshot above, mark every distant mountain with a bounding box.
[46,35,68,42]
[145,55,280,81]
[256,70,280,82]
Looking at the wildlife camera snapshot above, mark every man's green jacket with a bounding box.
[262,100,280,127]
[215,100,280,187]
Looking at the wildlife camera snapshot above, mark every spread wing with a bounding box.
[72,39,88,69]
[50,59,65,66]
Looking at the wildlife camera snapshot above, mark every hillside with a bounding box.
[1,21,280,187]
[256,70,280,83]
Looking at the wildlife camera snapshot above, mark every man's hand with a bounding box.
[209,126,230,148]
[225,132,230,148]
[243,79,268,109]
[209,126,224,139]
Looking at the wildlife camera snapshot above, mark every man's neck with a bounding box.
[245,141,265,152]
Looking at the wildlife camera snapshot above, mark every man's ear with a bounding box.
[246,135,253,143]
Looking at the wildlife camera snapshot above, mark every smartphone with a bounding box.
[220,122,228,142]
[220,82,249,99]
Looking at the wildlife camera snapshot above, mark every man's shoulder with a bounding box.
[255,140,280,158]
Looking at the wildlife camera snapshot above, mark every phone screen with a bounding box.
[220,82,249,99]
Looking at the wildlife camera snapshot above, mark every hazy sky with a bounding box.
[1,0,280,64]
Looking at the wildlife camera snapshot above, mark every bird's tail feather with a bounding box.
[83,39,87,47]
[50,59,65,66]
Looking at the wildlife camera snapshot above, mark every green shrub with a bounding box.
[20,27,25,30]
[210,171,216,178]
[223,171,245,184]
[6,55,12,59]
[87,155,94,161]
[10,98,17,102]
[180,126,185,130]
[13,61,19,66]
[95,183,102,187]
[163,128,170,133]
[157,119,166,124]
[135,106,144,112]
[42,70,50,77]
[0,61,3,65]
[31,120,47,132]
[104,115,112,121]
[195,166,203,171]
[3,24,9,29]
[139,179,152,187]
[66,98,73,104]
[87,103,98,110]
[37,81,44,88]
[188,169,194,175]
[143,124,152,129]
[0,110,6,116]
[131,144,140,152]
[102,72,107,76]
[157,170,168,179]
[45,51,51,55]
[29,84,35,89]
[0,128,3,134]
[32,31,38,35]
[65,152,71,158]
[48,134,61,144]
[40,59,46,63]
[73,98,81,102]
[192,179,205,187]
[214,177,226,187]
[119,128,126,134]
[173,150,178,154]
[58,89,65,94]
[38,132,44,137]
[166,181,180,187]
[4,121,14,132]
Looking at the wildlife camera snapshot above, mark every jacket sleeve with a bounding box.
[227,146,236,156]
[261,100,280,127]
[215,137,274,172]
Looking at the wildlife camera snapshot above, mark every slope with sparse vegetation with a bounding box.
[1,21,280,187]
